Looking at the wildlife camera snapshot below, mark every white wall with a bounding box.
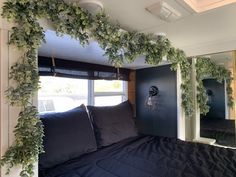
[0,1,42,176]
[0,29,26,177]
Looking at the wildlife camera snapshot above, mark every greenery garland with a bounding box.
[196,57,234,115]
[1,0,193,176]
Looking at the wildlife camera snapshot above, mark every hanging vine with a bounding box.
[196,57,234,115]
[1,0,193,176]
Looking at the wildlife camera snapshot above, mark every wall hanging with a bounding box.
[145,86,159,110]
[206,89,213,104]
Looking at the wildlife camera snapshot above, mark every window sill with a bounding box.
[193,137,216,145]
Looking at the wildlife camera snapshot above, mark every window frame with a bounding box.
[38,77,128,113]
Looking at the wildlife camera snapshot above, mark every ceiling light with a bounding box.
[156,32,167,36]
[146,1,182,22]
[69,0,103,15]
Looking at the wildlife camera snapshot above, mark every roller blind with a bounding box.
[38,56,130,81]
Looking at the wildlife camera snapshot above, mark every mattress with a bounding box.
[40,135,236,177]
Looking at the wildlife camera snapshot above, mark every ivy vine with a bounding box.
[196,57,234,115]
[1,0,193,176]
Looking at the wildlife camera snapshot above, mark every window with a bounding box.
[38,77,127,113]
[94,80,127,106]
[38,77,88,113]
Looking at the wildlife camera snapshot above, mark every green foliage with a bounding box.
[1,0,194,176]
[2,48,43,177]
[92,12,125,66]
[6,50,39,106]
[0,106,44,177]
[167,48,194,117]
[45,0,92,45]
[196,57,234,115]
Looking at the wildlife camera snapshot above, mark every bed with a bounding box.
[201,118,236,146]
[39,102,236,177]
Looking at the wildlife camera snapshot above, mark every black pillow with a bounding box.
[39,105,97,168]
[87,101,138,147]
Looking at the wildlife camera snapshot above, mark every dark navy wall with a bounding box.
[136,65,177,138]
[202,79,225,119]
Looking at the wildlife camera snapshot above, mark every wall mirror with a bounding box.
[199,51,236,148]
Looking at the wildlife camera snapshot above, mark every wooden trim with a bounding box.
[232,51,236,119]
[228,51,236,120]
[234,51,236,119]
[128,70,136,116]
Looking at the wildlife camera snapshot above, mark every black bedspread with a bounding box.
[200,118,236,146]
[40,136,236,177]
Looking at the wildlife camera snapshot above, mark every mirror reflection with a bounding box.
[200,52,236,147]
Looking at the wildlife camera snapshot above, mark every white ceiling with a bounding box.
[38,0,236,69]
[39,30,152,69]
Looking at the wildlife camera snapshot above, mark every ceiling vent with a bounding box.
[146,1,182,22]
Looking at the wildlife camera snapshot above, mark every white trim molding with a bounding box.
[0,28,38,176]
[176,64,186,140]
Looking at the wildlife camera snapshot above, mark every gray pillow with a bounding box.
[39,105,97,168]
[87,101,138,147]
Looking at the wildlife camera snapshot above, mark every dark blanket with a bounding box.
[40,136,236,177]
[200,119,236,146]
[201,119,235,134]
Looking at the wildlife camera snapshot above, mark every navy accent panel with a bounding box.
[136,65,177,137]
[202,78,225,119]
